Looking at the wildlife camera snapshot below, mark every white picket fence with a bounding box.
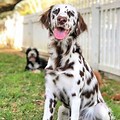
[22,13,49,55]
[79,1,120,76]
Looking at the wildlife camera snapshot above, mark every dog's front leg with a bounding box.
[70,96,81,120]
[43,90,57,120]
[70,79,84,120]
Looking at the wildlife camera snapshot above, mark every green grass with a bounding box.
[0,51,120,120]
[101,79,120,119]
[0,52,45,120]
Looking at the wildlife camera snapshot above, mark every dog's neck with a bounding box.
[47,37,82,69]
[49,37,75,56]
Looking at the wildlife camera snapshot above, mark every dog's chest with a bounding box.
[28,62,40,70]
[45,52,83,107]
[45,41,99,107]
[45,68,75,107]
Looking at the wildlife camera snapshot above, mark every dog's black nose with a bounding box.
[57,16,67,25]
[31,53,34,56]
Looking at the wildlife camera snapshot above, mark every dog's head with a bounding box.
[40,4,87,40]
[26,48,39,62]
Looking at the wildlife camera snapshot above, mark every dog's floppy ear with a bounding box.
[26,48,31,55]
[33,48,39,56]
[74,12,87,37]
[40,6,54,29]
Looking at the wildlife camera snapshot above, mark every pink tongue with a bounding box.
[53,28,68,40]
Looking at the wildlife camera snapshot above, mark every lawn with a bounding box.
[0,49,120,120]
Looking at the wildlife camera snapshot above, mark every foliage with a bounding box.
[15,0,42,15]
[15,0,77,15]
[0,51,120,119]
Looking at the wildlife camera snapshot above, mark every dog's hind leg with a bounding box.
[79,103,114,120]
[94,103,114,120]
[57,105,69,120]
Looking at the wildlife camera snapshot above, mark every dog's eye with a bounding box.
[53,8,60,15]
[67,11,74,18]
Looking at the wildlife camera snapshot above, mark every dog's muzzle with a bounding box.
[53,16,69,41]
[57,16,67,25]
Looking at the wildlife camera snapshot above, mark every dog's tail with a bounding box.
[93,70,103,87]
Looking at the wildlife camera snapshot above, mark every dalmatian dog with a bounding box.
[40,4,114,120]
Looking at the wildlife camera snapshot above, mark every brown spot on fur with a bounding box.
[53,100,57,107]
[82,91,91,98]
[53,8,60,15]
[55,43,64,68]
[72,93,76,97]
[84,101,92,107]
[53,79,56,85]
[50,108,53,113]
[83,67,85,72]
[49,99,53,108]
[82,57,89,72]
[65,44,71,55]
[63,88,67,95]
[85,64,89,71]
[59,92,66,102]
[53,76,59,85]
[60,61,74,71]
[46,66,53,70]
[80,71,84,77]
[87,77,91,85]
[56,76,59,80]
[64,73,74,77]
[94,84,98,93]
[79,88,82,93]
[52,15,55,19]
[77,80,80,85]
[50,116,53,120]
[88,101,94,107]
[73,43,82,54]
[49,72,56,76]
[80,97,83,109]
[67,11,74,18]
[82,88,96,99]
[79,60,81,64]
[53,93,56,99]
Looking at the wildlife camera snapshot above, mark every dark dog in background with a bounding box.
[25,48,47,71]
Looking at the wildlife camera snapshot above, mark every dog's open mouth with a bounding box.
[29,56,36,62]
[53,27,69,40]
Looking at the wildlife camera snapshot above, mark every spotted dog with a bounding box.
[40,4,114,120]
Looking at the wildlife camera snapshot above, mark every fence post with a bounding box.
[29,19,33,47]
[90,4,100,70]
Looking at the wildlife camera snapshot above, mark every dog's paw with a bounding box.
[32,70,41,73]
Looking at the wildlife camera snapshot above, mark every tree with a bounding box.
[15,0,77,15]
